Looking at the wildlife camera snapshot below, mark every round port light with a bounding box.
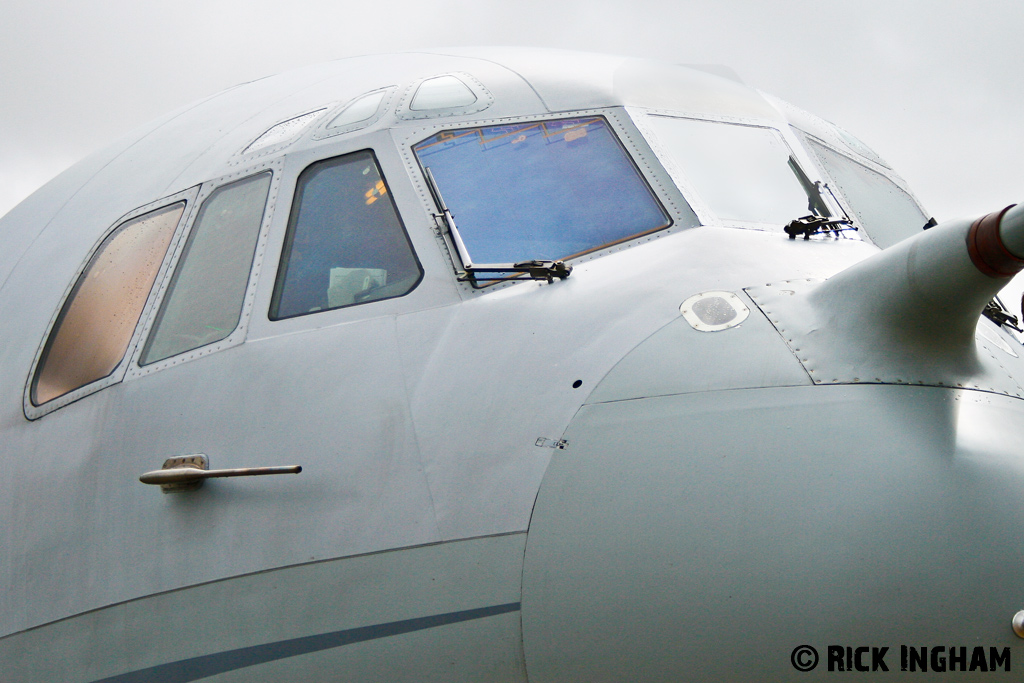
[680,291,749,332]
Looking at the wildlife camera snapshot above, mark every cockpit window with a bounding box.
[32,202,185,405]
[806,138,928,249]
[270,150,422,320]
[412,117,671,267]
[643,116,813,226]
[140,172,272,365]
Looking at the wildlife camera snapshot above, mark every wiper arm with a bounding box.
[784,155,856,240]
[785,215,857,240]
[458,260,572,283]
[423,166,572,284]
[788,156,831,217]
[984,298,1022,332]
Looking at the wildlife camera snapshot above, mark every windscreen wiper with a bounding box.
[784,156,856,240]
[423,166,572,284]
[785,215,857,240]
[984,298,1022,332]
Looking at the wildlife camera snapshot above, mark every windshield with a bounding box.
[643,115,818,226]
[412,117,674,267]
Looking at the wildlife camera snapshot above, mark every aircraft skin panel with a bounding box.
[0,225,880,634]
[585,290,814,403]
[0,533,528,683]
[170,54,547,193]
[522,384,1024,681]
[2,314,443,635]
[5,48,1023,681]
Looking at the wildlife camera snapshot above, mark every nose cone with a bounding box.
[521,384,1024,681]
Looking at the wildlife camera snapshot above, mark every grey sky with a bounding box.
[1,0,1021,221]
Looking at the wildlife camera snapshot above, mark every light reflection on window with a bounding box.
[644,116,811,225]
[807,139,928,249]
[33,203,184,405]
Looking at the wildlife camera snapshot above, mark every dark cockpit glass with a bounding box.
[412,117,672,266]
[270,150,422,320]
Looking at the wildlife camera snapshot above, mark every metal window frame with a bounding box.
[24,186,200,420]
[266,147,425,321]
[312,87,398,141]
[631,107,859,241]
[396,107,691,293]
[124,159,284,380]
[798,131,930,248]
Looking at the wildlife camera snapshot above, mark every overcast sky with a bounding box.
[2,0,1021,222]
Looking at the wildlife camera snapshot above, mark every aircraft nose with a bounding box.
[520,384,1024,681]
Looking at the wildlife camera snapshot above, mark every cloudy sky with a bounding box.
[1,0,1021,222]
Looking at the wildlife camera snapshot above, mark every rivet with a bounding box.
[1013,611,1024,638]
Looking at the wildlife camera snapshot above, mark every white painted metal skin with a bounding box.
[2,48,1023,681]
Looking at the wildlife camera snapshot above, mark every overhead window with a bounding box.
[644,116,815,226]
[410,75,477,110]
[140,172,272,365]
[806,139,928,249]
[32,203,185,405]
[412,117,672,270]
[326,90,387,129]
[243,109,326,155]
[270,151,422,320]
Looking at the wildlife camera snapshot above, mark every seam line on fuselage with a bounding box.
[89,602,521,683]
[0,531,526,642]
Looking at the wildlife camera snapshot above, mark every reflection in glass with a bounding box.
[808,139,928,249]
[33,203,184,404]
[141,172,272,365]
[645,116,811,225]
[413,117,676,265]
[270,151,422,319]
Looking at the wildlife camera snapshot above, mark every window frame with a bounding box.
[795,130,930,249]
[267,147,424,321]
[311,87,397,141]
[395,108,694,293]
[24,186,199,419]
[630,108,856,239]
[125,159,283,379]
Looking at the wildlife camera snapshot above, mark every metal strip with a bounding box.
[90,602,521,683]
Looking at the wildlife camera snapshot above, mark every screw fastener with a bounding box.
[1012,611,1024,638]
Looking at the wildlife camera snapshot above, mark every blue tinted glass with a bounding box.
[413,118,670,264]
